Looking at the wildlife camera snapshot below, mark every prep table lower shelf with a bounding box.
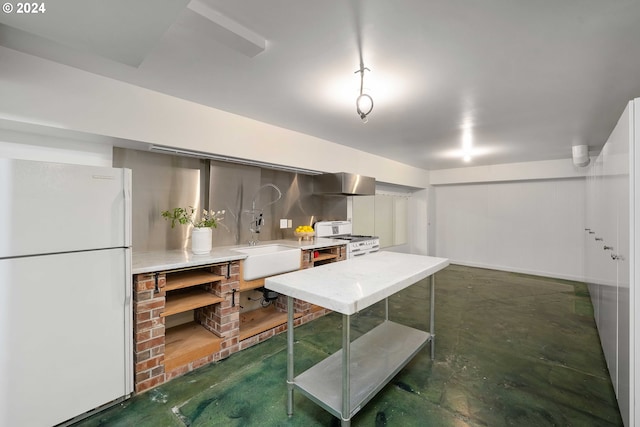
[294,321,430,418]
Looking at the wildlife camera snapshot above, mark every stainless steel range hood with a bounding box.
[314,172,375,196]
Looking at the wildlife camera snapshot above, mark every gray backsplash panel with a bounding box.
[114,147,347,251]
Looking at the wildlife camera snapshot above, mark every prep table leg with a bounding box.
[430,274,436,360]
[287,296,294,416]
[341,314,351,427]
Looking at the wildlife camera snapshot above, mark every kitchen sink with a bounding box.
[233,244,301,281]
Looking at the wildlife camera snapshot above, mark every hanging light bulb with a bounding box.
[356,94,373,123]
[355,66,373,123]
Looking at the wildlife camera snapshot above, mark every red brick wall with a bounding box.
[133,273,166,393]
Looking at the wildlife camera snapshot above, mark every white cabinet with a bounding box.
[584,99,635,427]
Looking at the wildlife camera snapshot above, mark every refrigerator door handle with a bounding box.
[124,248,132,301]
[123,247,133,395]
[123,169,133,248]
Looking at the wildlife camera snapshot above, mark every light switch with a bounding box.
[287,219,292,228]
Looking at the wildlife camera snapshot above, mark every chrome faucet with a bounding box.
[246,184,282,245]
[248,213,265,245]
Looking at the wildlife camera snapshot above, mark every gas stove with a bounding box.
[314,221,380,258]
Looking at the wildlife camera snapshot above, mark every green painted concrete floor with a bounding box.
[75,265,623,427]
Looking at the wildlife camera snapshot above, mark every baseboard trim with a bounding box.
[448,259,586,283]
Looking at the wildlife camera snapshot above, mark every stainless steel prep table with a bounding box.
[265,251,449,426]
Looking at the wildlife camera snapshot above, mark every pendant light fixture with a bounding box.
[355,65,373,123]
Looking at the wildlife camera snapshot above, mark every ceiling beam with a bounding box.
[187,0,266,57]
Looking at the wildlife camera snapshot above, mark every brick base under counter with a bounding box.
[132,246,344,393]
[133,273,166,393]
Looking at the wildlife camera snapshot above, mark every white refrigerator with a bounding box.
[0,159,133,426]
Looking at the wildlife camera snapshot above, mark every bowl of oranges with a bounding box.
[294,225,315,240]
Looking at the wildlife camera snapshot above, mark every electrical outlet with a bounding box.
[280,219,288,228]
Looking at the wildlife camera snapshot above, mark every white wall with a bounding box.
[0,47,429,189]
[430,157,592,185]
[0,127,112,166]
[432,161,587,281]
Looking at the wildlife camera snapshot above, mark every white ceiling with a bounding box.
[2,0,640,170]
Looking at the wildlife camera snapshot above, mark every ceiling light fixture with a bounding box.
[355,66,373,123]
[461,121,474,162]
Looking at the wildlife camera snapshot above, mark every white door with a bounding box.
[0,248,132,427]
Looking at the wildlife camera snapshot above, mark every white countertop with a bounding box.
[265,251,449,315]
[132,237,348,274]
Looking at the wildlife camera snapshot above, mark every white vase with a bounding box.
[191,227,212,255]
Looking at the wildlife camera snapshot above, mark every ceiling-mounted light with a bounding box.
[355,66,373,123]
[461,121,473,162]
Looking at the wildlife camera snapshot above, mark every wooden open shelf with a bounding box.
[239,305,302,341]
[310,304,325,313]
[162,289,224,317]
[313,253,338,263]
[165,270,224,292]
[165,322,222,371]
